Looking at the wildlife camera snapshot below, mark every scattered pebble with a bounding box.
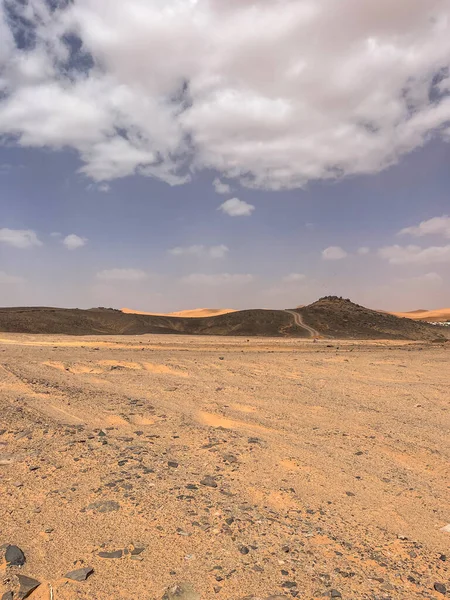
[434,583,447,595]
[65,566,94,581]
[98,550,123,559]
[17,574,41,599]
[162,582,200,600]
[200,475,218,488]
[5,545,26,567]
[85,500,120,513]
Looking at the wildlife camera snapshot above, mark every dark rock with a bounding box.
[330,591,342,598]
[2,592,13,600]
[439,554,446,561]
[434,583,446,595]
[186,484,198,490]
[162,582,201,600]
[17,575,41,599]
[86,500,120,513]
[168,461,179,468]
[131,547,145,556]
[5,545,26,566]
[200,475,218,488]
[98,550,123,559]
[281,582,297,589]
[65,566,94,581]
[239,546,250,555]
[345,491,355,497]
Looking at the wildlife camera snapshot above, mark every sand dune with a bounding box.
[121,307,237,318]
[390,308,450,322]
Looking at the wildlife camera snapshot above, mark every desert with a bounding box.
[1,329,449,599]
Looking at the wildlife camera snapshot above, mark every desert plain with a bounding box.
[0,333,449,600]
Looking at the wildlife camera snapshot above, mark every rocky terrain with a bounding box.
[0,333,449,599]
[0,298,447,340]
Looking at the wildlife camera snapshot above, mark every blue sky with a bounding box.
[0,1,449,311]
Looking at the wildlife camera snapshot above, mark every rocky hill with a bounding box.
[0,300,447,340]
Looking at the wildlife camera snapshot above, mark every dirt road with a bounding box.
[285,309,320,337]
[0,334,449,599]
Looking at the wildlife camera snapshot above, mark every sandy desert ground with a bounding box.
[1,334,449,599]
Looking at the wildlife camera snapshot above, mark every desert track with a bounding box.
[285,309,320,337]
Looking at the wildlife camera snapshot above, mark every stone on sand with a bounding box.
[65,566,94,581]
[5,545,26,567]
[17,575,41,599]
[162,582,200,600]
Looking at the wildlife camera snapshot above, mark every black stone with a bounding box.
[5,545,25,566]
[330,591,342,598]
[17,575,40,599]
[65,566,94,581]
[168,461,179,468]
[239,546,250,555]
[434,583,446,595]
[2,592,13,600]
[98,550,123,559]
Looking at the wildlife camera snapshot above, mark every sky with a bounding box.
[0,0,449,312]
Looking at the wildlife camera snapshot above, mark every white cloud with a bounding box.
[63,234,87,250]
[398,215,450,239]
[0,228,42,248]
[322,246,348,260]
[219,198,255,217]
[96,268,148,281]
[399,272,443,285]
[357,246,370,255]
[282,273,306,283]
[169,244,229,258]
[213,178,231,195]
[98,183,110,193]
[379,244,450,265]
[0,271,24,284]
[3,1,449,189]
[181,273,254,285]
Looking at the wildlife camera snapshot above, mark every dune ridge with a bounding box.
[121,307,237,318]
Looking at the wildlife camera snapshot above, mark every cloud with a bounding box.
[63,234,87,250]
[96,268,148,281]
[3,1,449,189]
[98,183,110,193]
[357,246,370,255]
[379,244,450,265]
[213,178,231,195]
[399,272,443,285]
[0,228,42,248]
[0,271,24,284]
[219,198,255,217]
[282,273,306,283]
[169,244,229,258]
[181,273,254,285]
[322,246,348,260]
[398,215,450,239]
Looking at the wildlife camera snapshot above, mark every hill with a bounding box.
[297,296,447,340]
[0,299,447,340]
